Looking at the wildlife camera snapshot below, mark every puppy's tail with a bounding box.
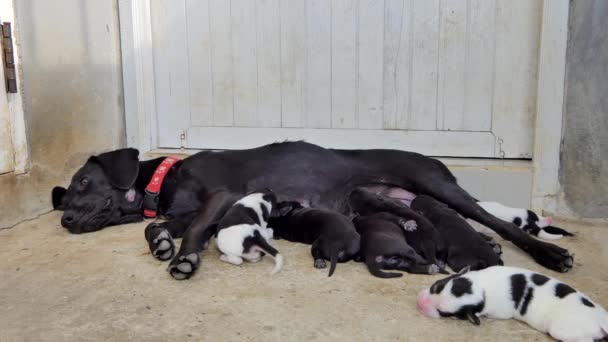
[366,259,402,279]
[328,247,338,277]
[537,226,574,240]
[252,230,283,275]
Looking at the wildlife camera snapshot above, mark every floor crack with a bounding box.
[0,209,55,231]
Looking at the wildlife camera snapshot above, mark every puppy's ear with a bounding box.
[466,311,480,326]
[91,148,140,189]
[52,186,67,210]
[458,266,471,275]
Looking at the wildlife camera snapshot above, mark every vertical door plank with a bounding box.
[151,0,190,146]
[186,0,213,127]
[410,0,440,130]
[256,0,282,128]
[492,0,541,157]
[305,0,332,128]
[331,0,357,129]
[357,0,384,129]
[437,0,466,130]
[463,0,495,131]
[232,0,258,127]
[209,0,234,126]
[280,0,306,127]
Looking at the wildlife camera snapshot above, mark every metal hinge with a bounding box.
[179,130,187,148]
[0,22,17,93]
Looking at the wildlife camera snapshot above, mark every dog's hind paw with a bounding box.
[145,224,175,261]
[168,253,200,280]
[530,241,573,273]
[314,259,327,269]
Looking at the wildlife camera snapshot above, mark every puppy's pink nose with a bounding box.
[546,217,553,225]
[417,289,439,318]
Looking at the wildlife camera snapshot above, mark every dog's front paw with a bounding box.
[168,253,200,280]
[399,219,418,232]
[478,233,503,256]
[530,241,573,273]
[314,259,327,269]
[145,223,175,261]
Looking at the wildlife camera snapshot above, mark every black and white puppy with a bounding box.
[268,201,360,277]
[353,212,443,278]
[215,190,283,274]
[411,195,503,272]
[417,266,608,342]
[478,201,574,240]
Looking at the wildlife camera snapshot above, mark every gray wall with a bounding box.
[558,0,608,218]
[0,0,125,228]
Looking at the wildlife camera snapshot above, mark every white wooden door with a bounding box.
[0,50,14,174]
[150,0,541,158]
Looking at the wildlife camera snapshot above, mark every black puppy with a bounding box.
[411,195,503,272]
[348,188,448,269]
[353,212,443,278]
[268,201,360,277]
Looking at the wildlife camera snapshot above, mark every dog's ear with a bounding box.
[52,186,67,210]
[91,148,140,189]
[466,311,481,326]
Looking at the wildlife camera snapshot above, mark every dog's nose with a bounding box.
[61,213,75,228]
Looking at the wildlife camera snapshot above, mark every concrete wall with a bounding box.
[558,0,608,218]
[0,1,124,228]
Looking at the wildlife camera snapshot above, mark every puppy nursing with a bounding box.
[418,266,608,342]
[215,190,283,274]
[268,201,360,277]
[353,212,442,278]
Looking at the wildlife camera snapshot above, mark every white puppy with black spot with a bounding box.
[478,201,574,240]
[215,189,283,274]
[417,266,607,342]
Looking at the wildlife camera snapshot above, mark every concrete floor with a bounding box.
[1,212,606,342]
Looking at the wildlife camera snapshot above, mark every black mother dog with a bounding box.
[52,141,573,279]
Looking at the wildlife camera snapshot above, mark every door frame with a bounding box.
[119,0,569,210]
[0,0,28,174]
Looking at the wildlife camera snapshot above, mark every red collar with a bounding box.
[143,156,181,218]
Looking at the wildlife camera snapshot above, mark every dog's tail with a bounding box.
[365,258,402,279]
[537,225,575,240]
[252,230,283,275]
[328,246,338,277]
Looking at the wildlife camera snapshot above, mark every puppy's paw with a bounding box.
[168,253,200,280]
[314,259,327,269]
[399,219,418,232]
[145,223,175,261]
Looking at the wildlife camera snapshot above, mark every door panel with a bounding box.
[151,0,541,158]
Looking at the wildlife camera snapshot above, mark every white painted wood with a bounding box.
[0,0,28,173]
[331,0,357,129]
[133,0,546,158]
[231,0,258,127]
[209,0,234,127]
[383,0,412,130]
[186,0,213,127]
[187,126,496,157]
[492,0,542,158]
[151,0,190,147]
[305,0,331,128]
[531,0,569,213]
[409,0,440,130]
[119,0,158,152]
[0,57,14,174]
[437,0,466,130]
[463,0,494,131]
[280,0,306,128]
[256,0,282,128]
[357,0,384,129]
